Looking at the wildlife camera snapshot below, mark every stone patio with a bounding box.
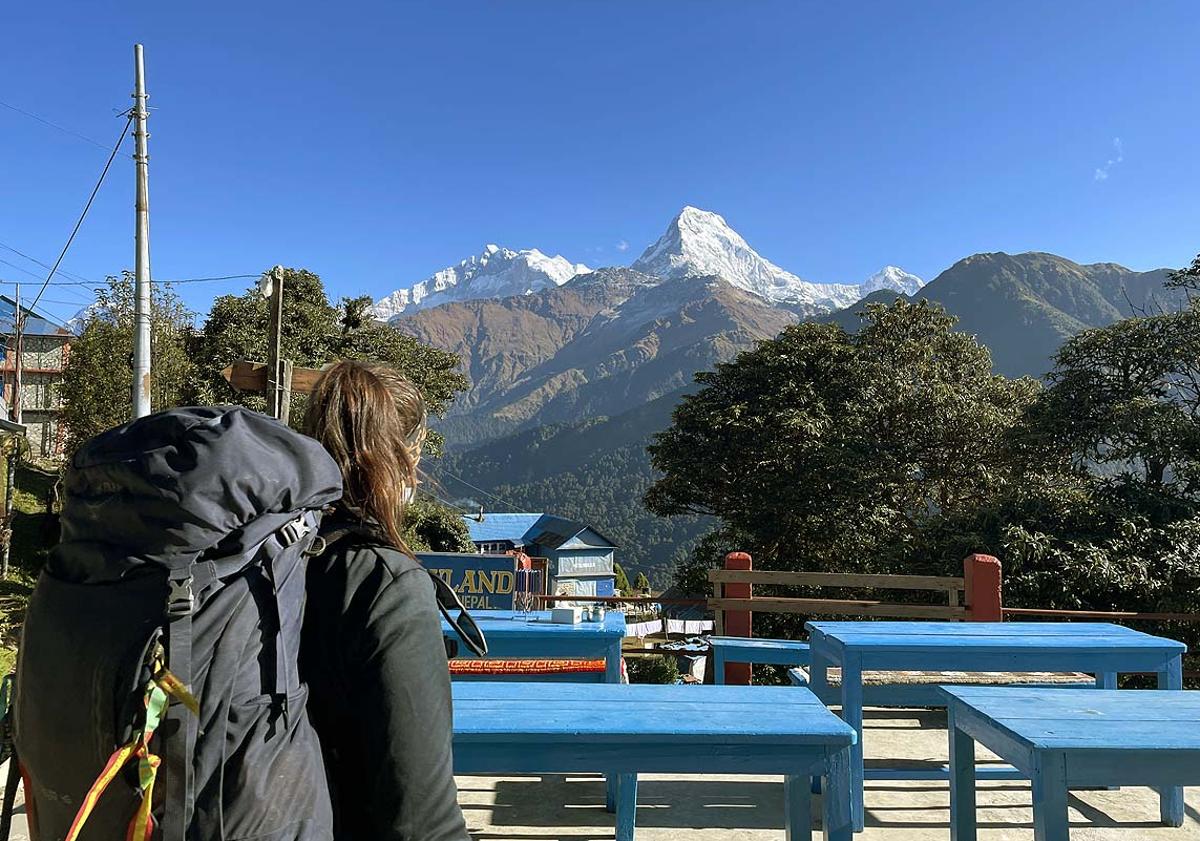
[3,708,1198,839]
[456,708,1200,840]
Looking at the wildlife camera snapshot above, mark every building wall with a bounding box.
[1,334,71,458]
[552,548,614,577]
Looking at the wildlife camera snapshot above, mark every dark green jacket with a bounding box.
[302,530,469,841]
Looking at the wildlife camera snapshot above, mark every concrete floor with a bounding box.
[456,709,1200,840]
[3,709,1199,840]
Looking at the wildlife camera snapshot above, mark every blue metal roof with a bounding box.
[464,512,619,550]
[0,296,74,338]
[465,512,545,545]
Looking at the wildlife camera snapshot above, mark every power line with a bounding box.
[155,274,260,285]
[437,470,527,513]
[27,113,134,315]
[0,98,115,151]
[0,240,97,284]
[0,272,260,288]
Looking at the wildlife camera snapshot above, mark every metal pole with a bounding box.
[265,266,285,419]
[12,284,21,425]
[132,43,152,418]
[0,449,13,579]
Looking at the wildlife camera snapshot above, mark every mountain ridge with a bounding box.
[372,205,924,320]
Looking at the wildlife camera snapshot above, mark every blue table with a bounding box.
[806,621,1187,831]
[452,681,857,841]
[445,609,627,809]
[710,636,811,684]
[944,687,1200,840]
[444,609,626,684]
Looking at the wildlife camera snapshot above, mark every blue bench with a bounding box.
[806,621,1187,831]
[944,687,1200,840]
[452,681,857,841]
[709,635,811,684]
[786,664,1093,707]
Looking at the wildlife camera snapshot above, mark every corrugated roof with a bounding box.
[465,512,545,545]
[0,296,74,338]
[464,512,619,550]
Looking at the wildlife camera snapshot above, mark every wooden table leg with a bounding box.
[1031,751,1069,841]
[784,774,812,841]
[713,647,726,685]
[839,653,865,832]
[615,772,637,841]
[1156,656,1185,826]
[948,705,977,841]
[821,746,853,841]
[1095,671,1117,689]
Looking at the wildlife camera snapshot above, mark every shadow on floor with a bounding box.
[474,775,1164,833]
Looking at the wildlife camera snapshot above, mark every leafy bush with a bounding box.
[626,655,679,684]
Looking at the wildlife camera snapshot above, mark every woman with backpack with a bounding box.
[301,360,470,841]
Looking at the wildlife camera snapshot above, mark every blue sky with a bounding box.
[2,1,1198,324]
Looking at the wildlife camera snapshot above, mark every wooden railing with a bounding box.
[707,552,1003,684]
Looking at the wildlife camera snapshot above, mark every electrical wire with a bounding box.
[436,470,526,513]
[0,98,114,151]
[27,112,134,315]
[0,240,97,285]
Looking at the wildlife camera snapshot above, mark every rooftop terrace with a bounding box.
[453,708,1200,839]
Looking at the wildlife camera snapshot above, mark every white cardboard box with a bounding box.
[550,606,582,624]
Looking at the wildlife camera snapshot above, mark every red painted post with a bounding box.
[963,554,1002,622]
[723,551,753,685]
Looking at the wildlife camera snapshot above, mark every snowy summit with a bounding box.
[630,206,923,310]
[370,245,590,320]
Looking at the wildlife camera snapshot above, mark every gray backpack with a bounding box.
[14,406,342,841]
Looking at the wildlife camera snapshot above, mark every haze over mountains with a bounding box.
[371,205,1183,581]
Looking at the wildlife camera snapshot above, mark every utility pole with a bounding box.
[131,43,152,418]
[262,266,287,421]
[1,284,21,579]
[12,284,21,425]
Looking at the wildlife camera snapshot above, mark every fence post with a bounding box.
[723,551,753,685]
[963,554,1002,622]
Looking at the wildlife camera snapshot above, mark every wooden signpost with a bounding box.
[221,359,325,423]
[226,266,328,424]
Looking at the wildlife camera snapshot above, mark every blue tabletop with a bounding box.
[943,687,1200,751]
[443,609,626,638]
[807,622,1186,652]
[453,682,856,745]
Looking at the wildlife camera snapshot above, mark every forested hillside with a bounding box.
[432,391,710,585]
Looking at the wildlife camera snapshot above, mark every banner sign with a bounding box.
[417,552,519,610]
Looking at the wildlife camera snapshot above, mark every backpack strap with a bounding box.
[316,525,489,657]
[161,566,200,841]
[157,510,319,841]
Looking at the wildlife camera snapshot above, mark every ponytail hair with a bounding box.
[305,359,427,552]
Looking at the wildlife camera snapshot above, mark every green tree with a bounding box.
[188,269,468,452]
[1022,306,1200,496]
[633,571,650,592]
[613,562,630,593]
[647,300,1041,577]
[60,273,197,451]
[403,496,475,552]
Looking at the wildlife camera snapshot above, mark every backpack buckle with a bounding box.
[278,515,312,547]
[166,577,194,617]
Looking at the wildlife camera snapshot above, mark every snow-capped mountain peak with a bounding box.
[370,244,590,321]
[632,206,827,305]
[630,206,924,311]
[861,265,924,296]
